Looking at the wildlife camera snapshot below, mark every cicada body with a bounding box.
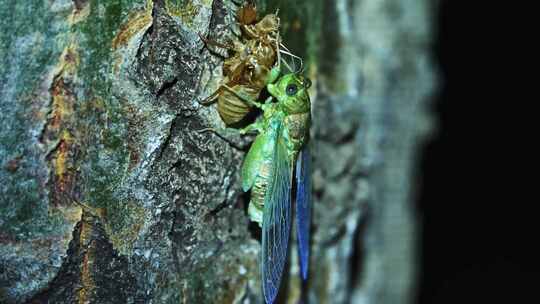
[200,4,280,126]
[240,72,312,303]
[216,39,277,125]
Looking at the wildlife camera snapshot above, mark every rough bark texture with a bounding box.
[0,0,435,303]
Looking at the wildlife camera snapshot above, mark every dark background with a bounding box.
[416,1,535,303]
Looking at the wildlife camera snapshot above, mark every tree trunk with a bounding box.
[0,0,436,303]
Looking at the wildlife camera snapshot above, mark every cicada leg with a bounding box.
[197,74,246,106]
[248,201,263,227]
[198,33,243,60]
[198,86,224,105]
[198,118,262,137]
[267,65,281,85]
[240,23,258,39]
[198,33,236,51]
[197,121,261,150]
[221,84,269,109]
[239,119,265,134]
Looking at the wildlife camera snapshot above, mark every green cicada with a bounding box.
[234,67,312,303]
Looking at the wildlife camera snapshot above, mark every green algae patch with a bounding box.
[71,0,147,210]
[106,200,147,256]
[112,1,153,51]
[166,0,198,25]
[165,0,212,29]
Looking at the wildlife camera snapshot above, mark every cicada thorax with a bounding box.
[222,39,274,84]
[252,40,276,68]
[222,40,251,78]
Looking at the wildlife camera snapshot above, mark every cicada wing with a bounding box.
[295,146,312,281]
[261,126,292,304]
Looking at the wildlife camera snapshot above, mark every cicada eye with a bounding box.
[304,78,312,89]
[286,83,298,96]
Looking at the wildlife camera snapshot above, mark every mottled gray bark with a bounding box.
[0,0,436,303]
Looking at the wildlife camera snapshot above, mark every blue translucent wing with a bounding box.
[261,123,292,304]
[295,146,311,280]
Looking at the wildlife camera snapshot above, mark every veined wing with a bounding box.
[261,121,292,304]
[295,145,311,280]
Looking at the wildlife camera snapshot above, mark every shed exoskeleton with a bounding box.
[199,4,281,126]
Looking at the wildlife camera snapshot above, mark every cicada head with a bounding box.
[268,73,311,114]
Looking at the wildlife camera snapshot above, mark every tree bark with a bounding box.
[0,0,436,303]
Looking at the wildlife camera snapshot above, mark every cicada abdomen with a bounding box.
[216,85,259,125]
